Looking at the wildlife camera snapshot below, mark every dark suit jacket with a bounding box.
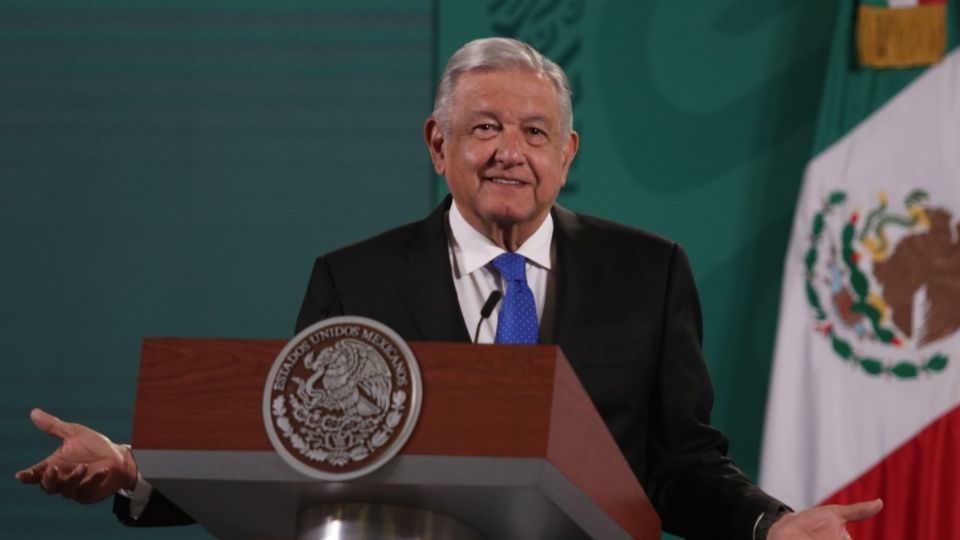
[295,198,781,539]
[117,197,782,538]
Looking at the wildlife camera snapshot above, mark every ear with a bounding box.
[424,117,447,175]
[559,130,580,185]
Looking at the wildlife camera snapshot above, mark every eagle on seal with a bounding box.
[295,338,392,417]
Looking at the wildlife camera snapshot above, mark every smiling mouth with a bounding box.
[487,177,525,186]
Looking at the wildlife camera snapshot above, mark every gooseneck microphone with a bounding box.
[473,290,503,343]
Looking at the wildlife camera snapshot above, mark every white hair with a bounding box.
[432,37,574,140]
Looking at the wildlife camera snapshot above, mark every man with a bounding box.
[18,38,881,539]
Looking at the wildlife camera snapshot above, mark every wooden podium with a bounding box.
[131,338,660,539]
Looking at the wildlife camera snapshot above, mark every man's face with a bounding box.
[425,69,578,242]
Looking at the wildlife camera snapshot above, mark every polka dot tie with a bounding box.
[491,252,539,344]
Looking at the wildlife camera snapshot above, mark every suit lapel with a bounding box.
[395,197,471,342]
[551,205,615,352]
[392,200,609,346]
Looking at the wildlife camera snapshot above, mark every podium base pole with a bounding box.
[296,503,486,540]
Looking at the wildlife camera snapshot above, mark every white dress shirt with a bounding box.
[445,201,555,344]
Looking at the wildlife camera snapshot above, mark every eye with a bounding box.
[525,126,548,144]
[473,123,498,138]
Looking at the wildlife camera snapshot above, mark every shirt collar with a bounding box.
[448,201,553,275]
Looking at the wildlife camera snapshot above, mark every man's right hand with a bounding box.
[15,408,138,504]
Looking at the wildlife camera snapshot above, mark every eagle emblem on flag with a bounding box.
[803,189,957,378]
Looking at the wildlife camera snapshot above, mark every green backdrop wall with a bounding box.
[3,0,842,538]
[2,1,433,538]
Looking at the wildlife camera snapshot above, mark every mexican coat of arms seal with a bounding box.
[263,316,423,480]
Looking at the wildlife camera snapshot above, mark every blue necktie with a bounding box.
[492,252,539,344]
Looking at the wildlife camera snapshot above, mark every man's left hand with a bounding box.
[768,499,883,539]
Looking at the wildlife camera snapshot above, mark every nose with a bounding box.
[494,128,525,167]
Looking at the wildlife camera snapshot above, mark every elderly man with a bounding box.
[18,38,880,539]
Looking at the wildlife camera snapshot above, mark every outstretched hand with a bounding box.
[769,499,883,539]
[15,408,138,504]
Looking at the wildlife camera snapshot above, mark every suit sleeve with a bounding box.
[112,491,195,527]
[646,245,782,539]
[295,256,344,333]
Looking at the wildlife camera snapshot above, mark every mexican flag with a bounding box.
[759,1,959,537]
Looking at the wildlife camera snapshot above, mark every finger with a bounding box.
[40,465,61,495]
[75,468,109,505]
[836,499,884,521]
[15,463,47,484]
[30,408,75,440]
[58,464,88,499]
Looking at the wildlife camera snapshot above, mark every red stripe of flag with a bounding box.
[821,403,960,538]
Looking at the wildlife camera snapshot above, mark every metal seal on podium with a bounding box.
[263,316,423,481]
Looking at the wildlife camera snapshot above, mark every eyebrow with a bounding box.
[467,110,551,125]
[520,115,550,125]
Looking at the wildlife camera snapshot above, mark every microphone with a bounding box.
[473,290,503,343]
